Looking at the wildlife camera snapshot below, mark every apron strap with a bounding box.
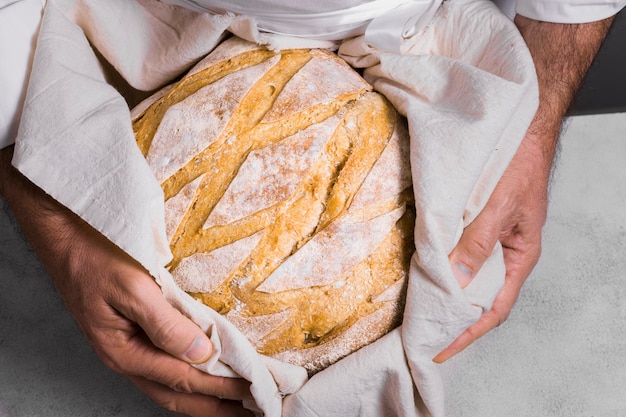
[365,0,442,53]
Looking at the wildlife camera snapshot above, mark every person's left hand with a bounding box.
[434,129,553,363]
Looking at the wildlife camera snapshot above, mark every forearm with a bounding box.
[514,15,615,165]
[1,146,49,215]
[0,146,77,262]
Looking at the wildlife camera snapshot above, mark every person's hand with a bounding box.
[434,13,616,363]
[0,147,253,417]
[434,129,552,363]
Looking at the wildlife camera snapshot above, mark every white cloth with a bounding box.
[12,0,539,416]
[0,0,45,148]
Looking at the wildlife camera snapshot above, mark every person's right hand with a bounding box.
[0,147,253,417]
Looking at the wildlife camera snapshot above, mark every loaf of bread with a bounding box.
[131,37,414,374]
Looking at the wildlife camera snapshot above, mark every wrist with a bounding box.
[520,129,559,181]
[514,15,614,176]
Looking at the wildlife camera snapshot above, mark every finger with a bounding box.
[432,308,503,363]
[100,270,252,400]
[129,376,255,417]
[113,273,214,364]
[501,233,542,288]
[448,204,503,288]
[110,329,252,400]
[433,257,527,363]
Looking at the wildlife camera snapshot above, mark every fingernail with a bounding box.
[452,262,473,288]
[184,335,211,363]
[432,352,447,364]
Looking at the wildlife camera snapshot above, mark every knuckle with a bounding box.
[203,375,232,400]
[131,376,195,415]
[463,233,497,265]
[465,325,481,341]
[170,382,193,395]
[100,357,122,374]
[490,307,510,328]
[154,397,181,413]
[494,311,509,327]
[99,349,131,375]
[154,365,196,394]
[150,317,183,351]
[213,376,230,398]
[87,331,135,376]
[169,371,195,394]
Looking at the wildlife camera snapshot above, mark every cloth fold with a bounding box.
[12,0,538,416]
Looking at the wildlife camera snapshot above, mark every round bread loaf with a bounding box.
[131,37,414,375]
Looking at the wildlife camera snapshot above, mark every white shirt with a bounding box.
[517,0,626,22]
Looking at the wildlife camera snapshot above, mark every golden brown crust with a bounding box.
[131,37,414,374]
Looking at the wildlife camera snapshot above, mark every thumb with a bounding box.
[449,213,501,289]
[121,276,213,364]
[144,300,213,364]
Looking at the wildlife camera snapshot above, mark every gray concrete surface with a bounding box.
[441,113,626,416]
[1,112,625,416]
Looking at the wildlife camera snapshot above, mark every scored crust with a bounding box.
[131,37,415,375]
